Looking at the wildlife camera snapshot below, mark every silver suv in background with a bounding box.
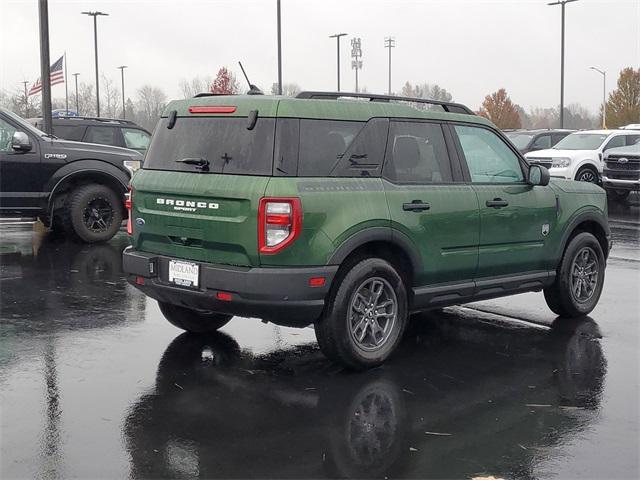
[602,143,640,202]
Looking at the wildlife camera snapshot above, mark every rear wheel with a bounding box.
[315,258,408,370]
[158,301,233,333]
[575,166,598,183]
[64,184,123,243]
[544,232,605,318]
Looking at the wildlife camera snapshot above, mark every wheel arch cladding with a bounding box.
[46,161,129,212]
[559,212,610,261]
[328,227,421,287]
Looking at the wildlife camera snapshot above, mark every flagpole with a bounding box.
[38,0,53,134]
[64,52,69,114]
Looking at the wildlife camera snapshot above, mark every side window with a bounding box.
[52,125,86,141]
[552,133,568,145]
[625,134,640,146]
[122,128,151,151]
[383,121,453,183]
[0,117,17,152]
[84,126,118,146]
[454,125,524,183]
[298,120,363,176]
[603,135,625,151]
[532,134,551,149]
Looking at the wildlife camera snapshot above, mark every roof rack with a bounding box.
[295,91,475,115]
[54,116,137,125]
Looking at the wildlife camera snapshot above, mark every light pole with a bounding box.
[82,11,108,117]
[276,0,282,95]
[72,73,80,114]
[384,37,395,95]
[329,33,347,91]
[38,0,53,134]
[117,66,127,119]
[351,38,362,93]
[589,66,606,129]
[548,0,579,128]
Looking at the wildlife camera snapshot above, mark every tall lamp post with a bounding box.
[351,37,362,93]
[72,73,80,114]
[276,0,282,95]
[329,33,348,91]
[548,0,579,128]
[117,66,127,119]
[384,37,395,95]
[589,66,606,129]
[81,11,108,117]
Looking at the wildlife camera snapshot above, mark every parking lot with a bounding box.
[0,199,638,479]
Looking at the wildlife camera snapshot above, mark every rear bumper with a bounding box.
[123,247,337,327]
[602,176,640,191]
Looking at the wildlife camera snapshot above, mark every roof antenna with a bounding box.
[238,62,263,95]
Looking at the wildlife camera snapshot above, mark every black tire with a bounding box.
[158,301,233,333]
[544,232,605,318]
[315,258,408,370]
[64,184,123,243]
[574,166,599,183]
[607,189,630,203]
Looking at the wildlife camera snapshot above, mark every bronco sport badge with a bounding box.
[156,198,219,212]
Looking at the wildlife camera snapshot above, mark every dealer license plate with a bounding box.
[168,260,199,288]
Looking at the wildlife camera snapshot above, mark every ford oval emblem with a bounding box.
[618,157,628,163]
[135,217,145,226]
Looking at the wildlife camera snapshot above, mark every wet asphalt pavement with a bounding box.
[1,200,639,480]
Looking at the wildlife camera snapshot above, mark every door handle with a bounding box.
[486,198,509,208]
[402,200,431,212]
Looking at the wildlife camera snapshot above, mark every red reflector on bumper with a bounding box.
[308,277,326,287]
[135,276,145,285]
[216,292,233,301]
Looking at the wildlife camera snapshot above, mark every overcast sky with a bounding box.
[1,0,639,113]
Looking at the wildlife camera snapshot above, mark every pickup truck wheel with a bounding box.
[158,301,233,333]
[65,184,123,243]
[575,166,598,183]
[607,189,630,203]
[544,232,605,318]
[315,258,408,370]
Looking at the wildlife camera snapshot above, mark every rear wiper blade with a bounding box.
[175,157,209,171]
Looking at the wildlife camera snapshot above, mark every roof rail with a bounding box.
[295,91,475,115]
[193,92,231,98]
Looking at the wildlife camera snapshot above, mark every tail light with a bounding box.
[258,197,302,254]
[125,186,133,235]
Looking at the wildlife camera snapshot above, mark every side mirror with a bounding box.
[11,131,32,152]
[528,164,550,186]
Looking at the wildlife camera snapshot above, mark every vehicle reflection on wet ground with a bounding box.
[0,199,638,479]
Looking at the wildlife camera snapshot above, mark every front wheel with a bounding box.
[575,166,599,183]
[315,258,408,370]
[544,232,605,318]
[607,189,630,203]
[158,301,233,333]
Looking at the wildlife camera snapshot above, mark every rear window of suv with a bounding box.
[144,117,275,175]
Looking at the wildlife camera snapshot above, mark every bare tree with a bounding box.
[77,82,96,117]
[270,82,301,96]
[135,85,167,130]
[179,76,213,98]
[401,82,454,110]
[101,75,121,119]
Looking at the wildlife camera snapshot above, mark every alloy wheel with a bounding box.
[348,277,397,351]
[570,246,599,303]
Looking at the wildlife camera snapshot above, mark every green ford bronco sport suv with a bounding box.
[123,91,610,369]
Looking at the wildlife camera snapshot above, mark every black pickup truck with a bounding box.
[0,108,142,242]
[602,144,640,202]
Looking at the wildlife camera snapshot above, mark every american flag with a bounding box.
[28,55,65,96]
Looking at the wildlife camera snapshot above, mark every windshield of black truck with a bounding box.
[144,117,275,175]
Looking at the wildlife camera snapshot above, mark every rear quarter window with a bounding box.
[144,117,275,175]
[52,124,86,141]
